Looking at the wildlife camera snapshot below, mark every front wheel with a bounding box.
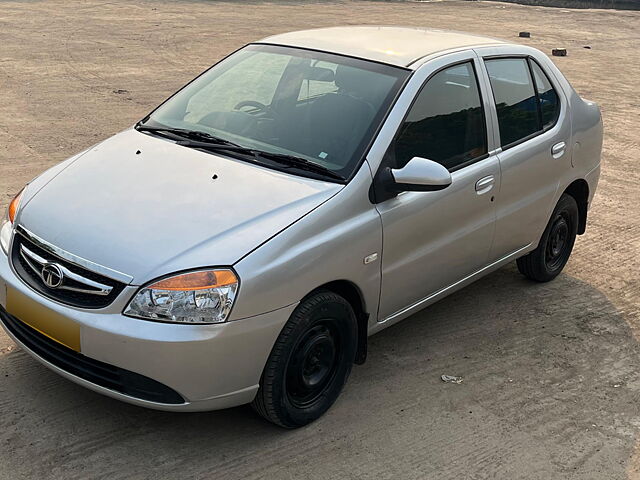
[251,291,357,428]
[517,193,579,282]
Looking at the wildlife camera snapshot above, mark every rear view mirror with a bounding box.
[390,157,452,192]
[304,66,335,82]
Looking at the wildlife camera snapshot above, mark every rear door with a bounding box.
[475,47,570,261]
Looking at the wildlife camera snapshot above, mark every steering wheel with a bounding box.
[234,100,271,115]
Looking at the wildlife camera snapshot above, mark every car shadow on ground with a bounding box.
[1,263,638,479]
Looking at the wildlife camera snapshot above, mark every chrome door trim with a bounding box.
[379,243,532,324]
[15,226,133,284]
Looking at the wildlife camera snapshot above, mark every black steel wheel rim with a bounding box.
[545,213,570,270]
[285,321,342,408]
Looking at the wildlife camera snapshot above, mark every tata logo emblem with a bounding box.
[42,263,64,289]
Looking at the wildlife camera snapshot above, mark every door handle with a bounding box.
[475,175,495,195]
[551,141,566,158]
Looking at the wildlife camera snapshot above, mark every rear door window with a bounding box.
[485,58,540,147]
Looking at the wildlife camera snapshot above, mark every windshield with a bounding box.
[141,44,409,181]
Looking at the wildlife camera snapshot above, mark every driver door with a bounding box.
[375,55,500,322]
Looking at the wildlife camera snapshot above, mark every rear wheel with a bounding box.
[517,193,579,282]
[252,290,357,428]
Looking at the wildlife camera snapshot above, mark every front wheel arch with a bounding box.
[252,289,358,427]
[307,280,369,365]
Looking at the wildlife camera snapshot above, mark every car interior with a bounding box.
[194,62,398,173]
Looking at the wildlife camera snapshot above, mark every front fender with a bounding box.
[230,164,382,328]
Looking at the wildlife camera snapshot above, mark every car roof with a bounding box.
[258,26,507,68]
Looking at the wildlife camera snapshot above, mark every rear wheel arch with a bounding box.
[517,193,578,282]
[563,179,589,234]
[309,280,369,365]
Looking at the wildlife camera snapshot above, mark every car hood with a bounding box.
[18,129,342,284]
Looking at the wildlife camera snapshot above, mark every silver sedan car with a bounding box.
[0,26,602,427]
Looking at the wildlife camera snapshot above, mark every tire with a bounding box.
[251,290,358,428]
[517,193,579,282]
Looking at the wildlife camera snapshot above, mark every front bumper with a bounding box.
[0,250,294,411]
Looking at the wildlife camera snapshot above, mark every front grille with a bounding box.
[11,230,126,309]
[0,306,185,405]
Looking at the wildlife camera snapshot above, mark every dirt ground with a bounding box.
[0,1,639,479]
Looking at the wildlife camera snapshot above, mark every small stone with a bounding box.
[441,374,463,384]
[519,32,531,38]
[552,48,567,57]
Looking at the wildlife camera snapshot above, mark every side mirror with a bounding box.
[389,157,452,192]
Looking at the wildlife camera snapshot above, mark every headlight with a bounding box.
[124,269,239,324]
[1,188,24,255]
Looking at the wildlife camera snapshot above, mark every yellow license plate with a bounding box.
[6,287,81,352]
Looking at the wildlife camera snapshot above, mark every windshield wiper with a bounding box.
[136,124,345,182]
[135,124,242,147]
[250,150,345,182]
[166,137,345,182]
